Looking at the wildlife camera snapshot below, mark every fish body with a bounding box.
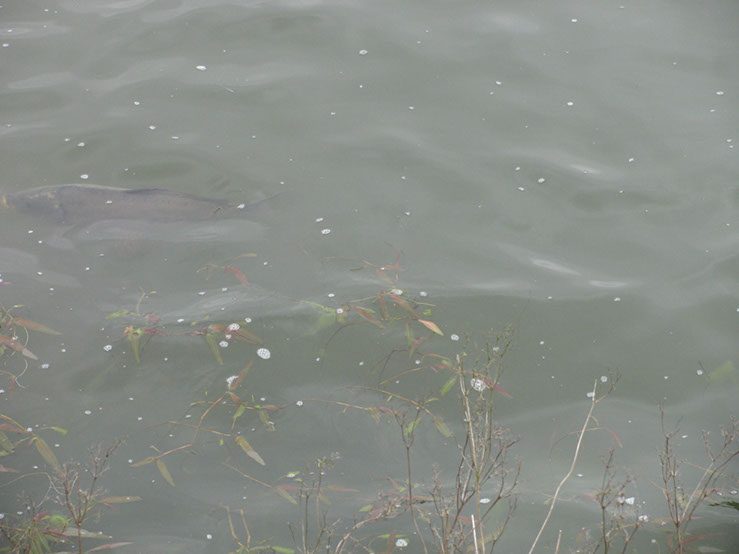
[1,184,255,224]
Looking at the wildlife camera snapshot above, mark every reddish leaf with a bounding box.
[417,319,443,336]
[0,336,38,360]
[12,318,62,336]
[352,306,384,328]
[389,294,418,317]
[225,265,249,287]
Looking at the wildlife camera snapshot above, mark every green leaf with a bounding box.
[205,332,223,365]
[405,417,421,436]
[440,376,456,397]
[433,416,453,438]
[157,459,175,487]
[708,360,737,385]
[33,437,61,474]
[235,436,265,465]
[105,310,133,320]
[232,404,246,425]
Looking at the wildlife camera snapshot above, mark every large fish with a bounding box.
[1,184,266,225]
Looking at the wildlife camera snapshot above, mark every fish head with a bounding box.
[2,188,66,222]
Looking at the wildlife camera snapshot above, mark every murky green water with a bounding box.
[1,1,737,552]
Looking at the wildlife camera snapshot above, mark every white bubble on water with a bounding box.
[219,340,229,348]
[228,323,240,331]
[196,65,207,71]
[450,334,459,341]
[257,348,271,359]
[358,49,368,55]
[419,291,428,297]
[296,400,303,407]
[391,288,403,295]
[321,228,331,235]
[103,344,112,352]
[395,538,408,547]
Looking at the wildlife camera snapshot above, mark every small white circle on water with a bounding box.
[228,323,240,331]
[103,344,112,352]
[321,228,331,235]
[359,49,368,55]
[257,348,271,359]
[296,400,303,407]
[450,334,459,341]
[396,538,408,547]
[219,340,229,348]
[196,65,207,71]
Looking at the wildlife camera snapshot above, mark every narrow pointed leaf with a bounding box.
[87,543,136,551]
[377,293,390,320]
[352,306,384,328]
[33,437,61,473]
[105,310,134,320]
[433,417,453,438]
[275,486,298,504]
[128,333,141,364]
[228,361,253,390]
[235,436,265,465]
[12,318,62,336]
[205,332,223,365]
[417,319,443,336]
[404,322,414,349]
[131,456,158,467]
[225,265,250,287]
[493,383,512,398]
[157,459,175,486]
[61,528,112,539]
[440,376,456,397]
[389,293,418,317]
[231,327,263,344]
[0,336,37,359]
[232,405,246,425]
[100,496,142,504]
